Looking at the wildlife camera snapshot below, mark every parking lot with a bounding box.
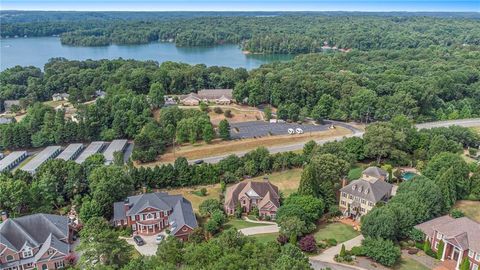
[230,121,329,139]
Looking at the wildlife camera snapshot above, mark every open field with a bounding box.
[248,232,279,243]
[159,168,302,212]
[313,222,360,243]
[141,126,350,165]
[249,168,302,196]
[454,200,480,222]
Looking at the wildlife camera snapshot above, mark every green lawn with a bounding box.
[393,257,429,270]
[249,232,279,243]
[454,200,480,222]
[347,166,363,181]
[224,218,269,230]
[313,222,360,243]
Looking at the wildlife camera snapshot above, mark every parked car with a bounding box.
[155,235,164,244]
[133,235,145,246]
[194,159,204,165]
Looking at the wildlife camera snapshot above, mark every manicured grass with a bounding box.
[313,222,360,243]
[161,184,221,212]
[224,218,269,230]
[393,257,429,270]
[454,200,480,222]
[249,232,279,243]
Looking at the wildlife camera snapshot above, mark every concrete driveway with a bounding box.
[123,233,166,256]
[239,224,279,236]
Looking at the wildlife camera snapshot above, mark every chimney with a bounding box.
[142,184,147,194]
[124,198,130,212]
[341,178,347,188]
[1,210,8,222]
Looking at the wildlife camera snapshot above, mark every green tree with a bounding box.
[219,119,230,140]
[437,240,445,260]
[77,217,133,268]
[148,82,165,109]
[277,216,307,244]
[362,237,401,267]
[460,258,470,270]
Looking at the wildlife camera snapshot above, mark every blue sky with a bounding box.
[1,0,479,12]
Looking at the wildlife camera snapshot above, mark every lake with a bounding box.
[0,37,294,71]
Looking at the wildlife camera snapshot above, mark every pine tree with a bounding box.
[219,119,230,140]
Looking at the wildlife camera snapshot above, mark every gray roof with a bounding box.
[363,166,388,179]
[56,143,84,161]
[21,146,62,174]
[197,89,233,99]
[103,139,128,164]
[169,198,198,234]
[415,216,480,253]
[0,214,69,252]
[0,116,14,124]
[75,141,105,164]
[113,192,198,233]
[340,178,393,203]
[0,151,27,172]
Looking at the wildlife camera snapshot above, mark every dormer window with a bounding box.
[23,247,33,258]
[359,186,363,193]
[364,189,369,194]
[48,249,55,255]
[352,185,357,190]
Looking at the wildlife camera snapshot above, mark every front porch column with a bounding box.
[455,249,463,270]
[441,242,447,261]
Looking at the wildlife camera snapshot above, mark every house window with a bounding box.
[349,195,353,199]
[472,264,478,270]
[48,249,55,255]
[341,200,346,206]
[469,250,475,258]
[435,242,439,250]
[146,213,154,220]
[437,233,443,239]
[132,224,137,230]
[54,261,65,269]
[361,199,366,205]
[342,193,347,198]
[368,202,374,207]
[6,255,14,262]
[23,247,33,258]
[476,253,480,261]
[360,208,365,213]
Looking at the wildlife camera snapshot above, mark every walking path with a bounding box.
[310,235,367,270]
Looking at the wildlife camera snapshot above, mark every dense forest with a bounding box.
[2,12,480,53]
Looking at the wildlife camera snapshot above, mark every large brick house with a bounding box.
[224,181,280,219]
[415,216,480,270]
[180,89,233,106]
[0,213,74,270]
[112,192,198,241]
[339,166,394,219]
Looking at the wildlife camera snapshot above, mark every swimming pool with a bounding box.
[402,172,418,181]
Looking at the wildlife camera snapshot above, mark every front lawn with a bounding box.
[454,200,480,222]
[393,257,429,270]
[313,222,360,244]
[225,218,269,230]
[249,232,279,243]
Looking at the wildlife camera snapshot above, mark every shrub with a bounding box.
[423,239,431,253]
[277,234,289,245]
[213,107,223,114]
[224,109,233,118]
[199,102,209,112]
[437,240,445,260]
[298,235,317,253]
[460,258,470,270]
[339,244,346,257]
[450,209,465,218]
[362,237,401,267]
[408,228,425,242]
[200,188,207,196]
[350,246,366,256]
[426,249,437,258]
[415,242,424,250]
[317,241,327,250]
[326,238,337,247]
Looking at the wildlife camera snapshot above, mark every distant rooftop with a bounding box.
[103,139,128,164]
[21,146,62,174]
[0,151,27,172]
[75,141,105,164]
[56,143,84,161]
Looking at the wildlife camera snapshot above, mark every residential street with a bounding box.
[190,118,480,164]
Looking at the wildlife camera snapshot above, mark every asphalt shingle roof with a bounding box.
[340,178,393,202]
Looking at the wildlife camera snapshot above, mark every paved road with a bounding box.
[190,118,480,164]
